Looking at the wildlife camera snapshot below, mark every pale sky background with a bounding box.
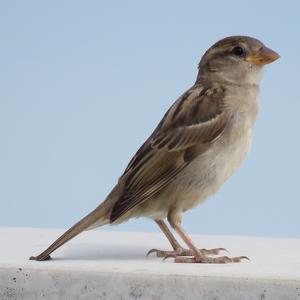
[1,1,299,238]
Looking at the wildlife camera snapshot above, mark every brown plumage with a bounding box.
[30,36,279,263]
[110,84,229,222]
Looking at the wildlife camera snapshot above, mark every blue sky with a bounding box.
[1,1,299,238]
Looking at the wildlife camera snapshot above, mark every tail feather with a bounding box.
[30,203,109,261]
[30,170,131,261]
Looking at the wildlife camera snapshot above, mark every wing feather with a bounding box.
[110,84,230,223]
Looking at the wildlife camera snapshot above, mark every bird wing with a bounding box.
[110,84,231,223]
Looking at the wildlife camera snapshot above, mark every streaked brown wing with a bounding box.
[151,113,228,151]
[110,84,230,223]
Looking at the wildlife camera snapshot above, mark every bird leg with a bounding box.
[147,220,183,257]
[147,220,225,258]
[171,221,249,264]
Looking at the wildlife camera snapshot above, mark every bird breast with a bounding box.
[169,89,259,212]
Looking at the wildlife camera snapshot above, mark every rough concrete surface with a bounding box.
[0,227,300,299]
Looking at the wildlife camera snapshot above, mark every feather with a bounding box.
[110,83,231,223]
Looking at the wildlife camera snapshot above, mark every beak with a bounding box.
[246,46,280,65]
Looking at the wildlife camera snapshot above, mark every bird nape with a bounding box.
[30,36,279,264]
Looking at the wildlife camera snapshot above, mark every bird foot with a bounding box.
[147,247,227,258]
[169,254,250,264]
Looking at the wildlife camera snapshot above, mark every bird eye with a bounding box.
[232,46,245,57]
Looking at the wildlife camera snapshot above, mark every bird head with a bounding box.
[197,36,280,85]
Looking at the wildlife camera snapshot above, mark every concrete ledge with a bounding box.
[1,227,300,299]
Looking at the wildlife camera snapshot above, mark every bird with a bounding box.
[30,36,279,264]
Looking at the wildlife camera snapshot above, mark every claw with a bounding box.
[221,255,250,263]
[200,247,229,255]
[218,248,229,254]
[239,256,251,262]
[146,249,158,257]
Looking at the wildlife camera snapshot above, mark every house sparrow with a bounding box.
[30,36,279,263]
